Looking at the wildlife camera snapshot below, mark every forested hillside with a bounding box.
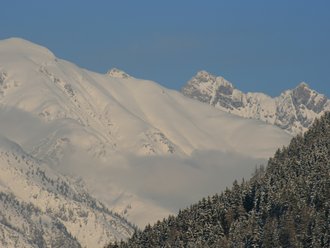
[107,112,330,247]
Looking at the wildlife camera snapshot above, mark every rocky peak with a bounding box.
[287,82,312,104]
[287,82,328,114]
[182,71,330,135]
[107,68,131,79]
[193,70,216,83]
[194,71,234,88]
[184,71,234,95]
[296,81,309,89]
[214,76,235,95]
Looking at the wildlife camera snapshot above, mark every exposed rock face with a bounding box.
[107,68,131,79]
[182,71,330,135]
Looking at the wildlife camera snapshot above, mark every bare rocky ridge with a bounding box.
[107,68,132,79]
[182,71,330,135]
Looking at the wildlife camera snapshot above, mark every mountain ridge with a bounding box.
[181,70,330,135]
[0,37,290,233]
[0,134,135,247]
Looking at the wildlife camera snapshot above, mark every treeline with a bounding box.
[107,112,330,247]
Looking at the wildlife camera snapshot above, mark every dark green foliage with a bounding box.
[106,112,330,248]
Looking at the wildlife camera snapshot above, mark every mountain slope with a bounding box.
[0,135,134,247]
[107,112,330,247]
[182,71,330,135]
[0,38,290,158]
[0,38,291,227]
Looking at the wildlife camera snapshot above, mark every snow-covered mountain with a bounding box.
[182,70,330,135]
[0,38,291,235]
[0,134,134,248]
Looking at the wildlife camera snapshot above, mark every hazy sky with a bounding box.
[1,0,329,96]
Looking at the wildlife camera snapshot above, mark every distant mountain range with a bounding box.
[0,38,290,243]
[182,71,330,135]
[0,38,294,247]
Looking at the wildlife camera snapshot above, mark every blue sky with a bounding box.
[1,0,329,96]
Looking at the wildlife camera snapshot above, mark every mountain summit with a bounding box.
[107,68,132,79]
[182,71,330,135]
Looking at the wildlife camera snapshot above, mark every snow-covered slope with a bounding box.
[0,38,289,158]
[0,134,134,247]
[182,71,330,135]
[0,38,291,230]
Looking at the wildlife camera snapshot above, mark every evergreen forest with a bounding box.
[107,112,330,248]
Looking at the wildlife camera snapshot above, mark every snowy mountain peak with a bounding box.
[194,70,215,81]
[182,72,330,135]
[107,68,131,79]
[296,81,309,89]
[182,71,235,105]
[289,82,313,100]
[283,81,329,115]
[0,37,55,61]
[289,82,313,98]
[193,70,233,88]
